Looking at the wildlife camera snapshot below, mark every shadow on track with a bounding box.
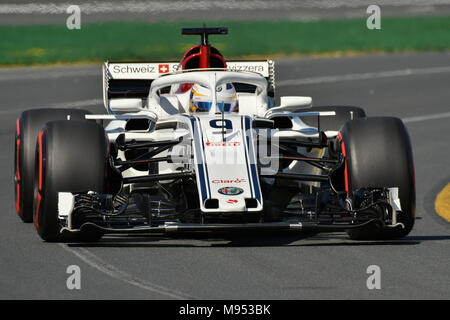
[63,231,450,248]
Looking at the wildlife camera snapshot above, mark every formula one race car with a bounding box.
[14,27,415,242]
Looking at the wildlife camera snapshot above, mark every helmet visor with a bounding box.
[192,101,212,112]
[191,101,233,113]
[218,102,233,112]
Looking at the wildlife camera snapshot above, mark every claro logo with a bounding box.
[212,179,247,184]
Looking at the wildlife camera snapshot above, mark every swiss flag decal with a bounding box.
[159,64,169,73]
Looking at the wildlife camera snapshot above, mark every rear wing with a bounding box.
[102,60,275,112]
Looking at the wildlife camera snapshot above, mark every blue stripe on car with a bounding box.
[244,116,262,203]
[190,117,208,202]
[241,116,254,199]
[196,117,212,199]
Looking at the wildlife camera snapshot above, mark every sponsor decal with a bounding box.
[172,64,182,72]
[206,141,240,147]
[212,178,247,184]
[159,64,169,73]
[108,62,269,79]
[227,65,265,73]
[112,64,156,74]
[218,187,244,196]
[226,199,238,204]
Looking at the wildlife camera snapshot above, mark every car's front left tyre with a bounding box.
[339,117,415,240]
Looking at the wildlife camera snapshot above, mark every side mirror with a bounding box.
[279,96,312,109]
[109,99,143,112]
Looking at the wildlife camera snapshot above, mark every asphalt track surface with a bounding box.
[0,52,449,300]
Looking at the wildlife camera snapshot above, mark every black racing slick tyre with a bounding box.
[339,117,415,240]
[15,108,92,223]
[33,120,108,242]
[299,106,367,131]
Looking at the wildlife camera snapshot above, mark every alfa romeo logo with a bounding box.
[218,187,244,196]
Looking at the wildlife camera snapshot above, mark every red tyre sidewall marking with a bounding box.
[338,132,350,197]
[15,140,21,215]
[38,131,43,191]
[34,130,44,230]
[16,140,20,181]
[16,184,20,215]
[35,194,41,230]
[15,118,22,216]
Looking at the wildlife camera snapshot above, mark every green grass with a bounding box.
[1,16,450,65]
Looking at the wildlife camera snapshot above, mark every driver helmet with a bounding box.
[189,83,238,113]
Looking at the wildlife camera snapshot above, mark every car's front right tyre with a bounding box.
[33,120,108,242]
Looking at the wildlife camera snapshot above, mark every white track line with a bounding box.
[59,244,198,299]
[277,66,450,87]
[47,98,102,109]
[402,111,450,124]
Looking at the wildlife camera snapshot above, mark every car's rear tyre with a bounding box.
[339,117,415,240]
[15,108,92,223]
[299,106,367,131]
[33,120,108,242]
